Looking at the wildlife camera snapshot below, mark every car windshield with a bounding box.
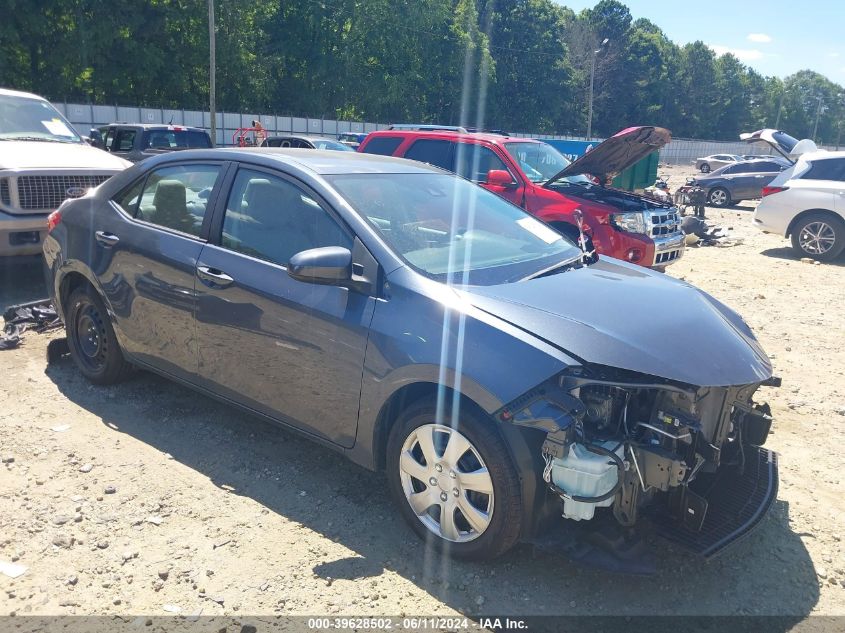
[329,172,582,285]
[0,94,82,143]
[314,139,353,151]
[503,141,591,185]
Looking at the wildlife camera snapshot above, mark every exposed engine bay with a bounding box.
[546,180,674,212]
[497,364,779,557]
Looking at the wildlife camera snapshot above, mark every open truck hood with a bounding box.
[459,258,772,387]
[546,126,671,185]
[740,129,818,163]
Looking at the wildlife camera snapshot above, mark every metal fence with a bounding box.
[52,102,576,146]
[53,101,831,164]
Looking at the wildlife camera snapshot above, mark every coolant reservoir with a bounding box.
[551,441,623,521]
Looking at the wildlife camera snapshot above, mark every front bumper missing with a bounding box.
[650,446,778,557]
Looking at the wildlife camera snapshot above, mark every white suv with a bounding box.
[0,88,131,256]
[753,152,845,261]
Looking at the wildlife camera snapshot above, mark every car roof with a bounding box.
[265,135,340,142]
[102,123,207,131]
[0,87,49,101]
[149,147,447,175]
[364,129,536,145]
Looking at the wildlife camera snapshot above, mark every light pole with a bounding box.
[208,0,216,147]
[586,38,609,140]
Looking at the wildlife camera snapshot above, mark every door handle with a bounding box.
[197,265,234,287]
[94,231,119,247]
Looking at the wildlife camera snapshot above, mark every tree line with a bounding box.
[2,0,844,144]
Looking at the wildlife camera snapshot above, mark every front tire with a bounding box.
[791,213,845,262]
[66,285,132,384]
[708,187,730,207]
[386,400,523,560]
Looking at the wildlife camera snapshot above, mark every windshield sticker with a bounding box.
[42,119,75,137]
[516,217,562,244]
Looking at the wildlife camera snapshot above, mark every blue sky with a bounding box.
[557,0,845,82]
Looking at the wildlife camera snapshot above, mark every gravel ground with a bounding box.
[1,168,844,622]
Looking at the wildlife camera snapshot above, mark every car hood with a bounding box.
[0,141,131,170]
[458,258,772,387]
[546,126,671,184]
[740,129,817,163]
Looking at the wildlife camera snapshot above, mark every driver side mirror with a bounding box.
[486,169,515,187]
[288,246,352,285]
[88,128,104,149]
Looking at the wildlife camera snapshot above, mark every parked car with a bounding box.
[753,151,845,261]
[44,148,779,563]
[691,157,789,207]
[359,126,685,269]
[694,154,744,173]
[92,123,212,162]
[337,132,368,149]
[261,135,353,151]
[0,87,130,257]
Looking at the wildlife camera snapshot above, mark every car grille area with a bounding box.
[16,175,111,210]
[0,178,10,206]
[650,447,778,557]
[647,209,681,237]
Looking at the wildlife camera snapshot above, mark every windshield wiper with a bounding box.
[1,136,72,143]
[522,254,585,281]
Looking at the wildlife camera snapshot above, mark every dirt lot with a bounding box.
[2,167,845,622]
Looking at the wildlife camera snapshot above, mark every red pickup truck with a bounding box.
[358,126,684,269]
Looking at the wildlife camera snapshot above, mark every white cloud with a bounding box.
[747,33,772,43]
[709,45,764,61]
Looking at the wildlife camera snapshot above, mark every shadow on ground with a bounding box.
[761,246,845,267]
[0,256,48,308]
[45,357,819,621]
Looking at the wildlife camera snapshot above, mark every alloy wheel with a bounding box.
[709,189,727,206]
[398,423,494,543]
[799,221,836,255]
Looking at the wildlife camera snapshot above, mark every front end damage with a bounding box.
[497,365,779,563]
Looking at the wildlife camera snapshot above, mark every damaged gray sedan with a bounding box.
[43,149,778,565]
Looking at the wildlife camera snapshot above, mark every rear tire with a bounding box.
[386,400,523,560]
[65,285,132,385]
[790,213,845,262]
[708,187,730,208]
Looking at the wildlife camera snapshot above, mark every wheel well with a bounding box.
[785,208,843,238]
[372,382,488,472]
[58,272,91,313]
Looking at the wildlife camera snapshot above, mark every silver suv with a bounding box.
[0,88,130,256]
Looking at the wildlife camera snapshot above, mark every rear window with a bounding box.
[802,158,845,181]
[142,129,212,150]
[360,136,403,156]
[404,139,454,170]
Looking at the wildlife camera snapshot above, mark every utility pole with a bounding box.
[812,95,823,142]
[586,38,609,140]
[774,87,787,129]
[208,0,216,147]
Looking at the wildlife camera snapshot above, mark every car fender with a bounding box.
[347,268,578,471]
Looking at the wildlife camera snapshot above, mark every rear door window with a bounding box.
[360,136,403,156]
[404,139,454,170]
[135,164,222,236]
[802,158,845,181]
